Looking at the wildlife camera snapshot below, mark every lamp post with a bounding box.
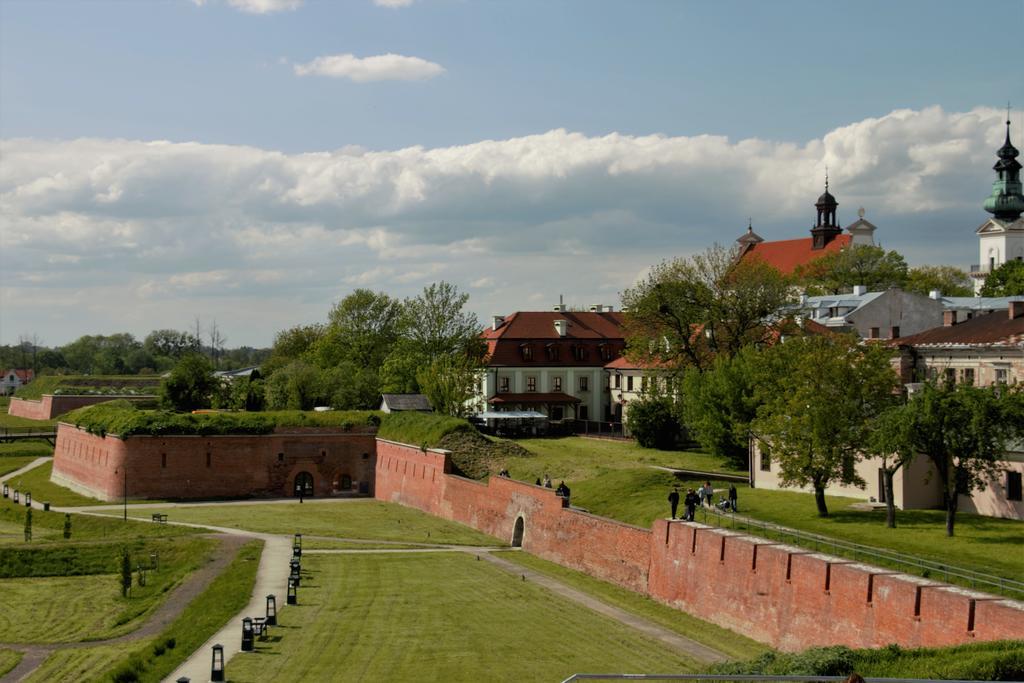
[241,617,254,652]
[2,483,8,498]
[265,594,277,626]
[25,492,31,508]
[13,490,18,504]
[287,577,297,605]
[210,643,225,682]
[123,464,127,522]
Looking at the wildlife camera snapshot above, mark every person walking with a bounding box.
[668,486,680,519]
[684,488,698,521]
[702,481,714,507]
[728,484,738,512]
[542,474,552,488]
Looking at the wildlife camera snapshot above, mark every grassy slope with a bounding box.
[228,552,703,682]
[123,500,502,547]
[0,536,215,643]
[13,376,160,401]
[28,540,264,683]
[0,456,42,478]
[0,650,22,677]
[495,550,767,661]
[12,461,106,507]
[512,439,1024,581]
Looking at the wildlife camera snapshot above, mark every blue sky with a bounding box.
[1,0,1022,347]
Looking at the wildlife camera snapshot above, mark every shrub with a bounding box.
[627,396,684,450]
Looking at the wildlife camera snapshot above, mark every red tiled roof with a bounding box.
[892,310,1024,347]
[484,311,626,368]
[484,311,625,340]
[739,234,851,275]
[488,392,582,404]
[603,356,670,370]
[4,369,34,382]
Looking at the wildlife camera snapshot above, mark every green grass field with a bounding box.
[495,550,767,661]
[0,397,60,428]
[9,461,106,507]
[227,552,705,682]
[0,650,22,677]
[510,440,1024,582]
[0,536,215,643]
[0,441,53,459]
[0,456,42,478]
[117,500,504,546]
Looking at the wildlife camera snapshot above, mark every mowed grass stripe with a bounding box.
[227,552,702,682]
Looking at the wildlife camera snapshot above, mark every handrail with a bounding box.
[693,506,1024,599]
[0,427,57,436]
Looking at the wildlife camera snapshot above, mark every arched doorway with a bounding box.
[511,516,525,547]
[294,471,314,498]
[340,474,352,491]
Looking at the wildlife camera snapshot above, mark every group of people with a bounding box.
[533,473,571,505]
[668,482,738,521]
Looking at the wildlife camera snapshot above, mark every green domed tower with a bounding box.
[983,118,1024,221]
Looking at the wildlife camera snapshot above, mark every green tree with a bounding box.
[752,334,899,517]
[261,324,325,376]
[622,244,794,372]
[416,354,481,417]
[402,282,484,362]
[144,329,201,360]
[979,259,1024,296]
[314,289,406,369]
[379,344,430,394]
[264,360,322,410]
[904,265,973,297]
[627,395,683,450]
[320,363,381,410]
[24,507,32,542]
[160,353,217,412]
[795,245,908,294]
[680,345,761,469]
[120,548,132,597]
[866,404,920,528]
[876,381,1023,537]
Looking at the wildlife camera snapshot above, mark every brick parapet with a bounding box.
[8,394,154,420]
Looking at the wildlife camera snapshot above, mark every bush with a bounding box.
[627,396,683,450]
[160,354,216,412]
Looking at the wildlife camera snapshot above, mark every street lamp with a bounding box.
[210,644,225,682]
[2,483,8,498]
[265,594,277,626]
[241,617,254,652]
[25,492,31,508]
[287,577,298,605]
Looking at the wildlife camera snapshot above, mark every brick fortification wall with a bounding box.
[9,395,154,421]
[375,439,1024,651]
[52,423,377,501]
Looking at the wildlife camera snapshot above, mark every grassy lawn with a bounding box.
[0,441,53,459]
[495,550,767,661]
[0,455,43,478]
[227,552,704,682]
[508,440,1023,582]
[9,461,105,507]
[0,397,60,429]
[0,650,22,677]
[303,539,433,550]
[123,500,504,546]
[0,535,215,643]
[511,436,742,483]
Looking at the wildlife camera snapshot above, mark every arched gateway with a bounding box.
[511,516,525,547]
[294,471,314,497]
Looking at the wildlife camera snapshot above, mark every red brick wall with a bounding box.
[9,395,153,420]
[376,439,1024,651]
[52,424,377,501]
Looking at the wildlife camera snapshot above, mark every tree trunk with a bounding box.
[883,469,897,529]
[945,493,957,537]
[814,486,829,517]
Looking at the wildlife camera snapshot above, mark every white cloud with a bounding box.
[374,0,415,7]
[226,0,303,13]
[293,53,445,82]
[0,106,1010,346]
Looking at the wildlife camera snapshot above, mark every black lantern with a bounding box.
[241,617,254,652]
[289,558,301,586]
[25,492,31,507]
[293,533,302,549]
[292,544,301,559]
[211,643,225,682]
[287,577,297,605]
[266,594,277,626]
[177,677,190,683]
[151,552,159,572]
[12,490,18,504]
[2,483,8,498]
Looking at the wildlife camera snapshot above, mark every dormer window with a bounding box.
[572,345,587,361]
[520,344,533,361]
[545,344,560,361]
[499,377,510,393]
[598,343,613,361]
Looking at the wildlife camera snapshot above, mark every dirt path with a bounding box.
[0,533,247,683]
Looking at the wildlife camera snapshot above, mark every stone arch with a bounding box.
[293,471,314,497]
[511,515,525,548]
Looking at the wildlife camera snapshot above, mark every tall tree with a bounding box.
[402,282,484,362]
[160,353,216,412]
[877,381,1023,537]
[866,403,919,528]
[621,244,794,373]
[208,320,227,370]
[904,265,973,297]
[144,329,201,360]
[261,324,325,376]
[795,245,908,294]
[979,259,1024,296]
[416,354,481,417]
[314,289,405,369]
[752,334,899,517]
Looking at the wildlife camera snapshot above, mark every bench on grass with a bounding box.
[151,513,168,523]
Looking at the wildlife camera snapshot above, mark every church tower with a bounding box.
[811,174,841,250]
[974,114,1024,293]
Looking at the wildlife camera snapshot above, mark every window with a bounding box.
[944,368,956,384]
[626,376,634,391]
[891,326,900,339]
[1007,471,1023,502]
[579,405,588,420]
[579,376,589,392]
[206,452,211,468]
[546,344,559,361]
[995,368,1009,385]
[551,406,564,421]
[614,374,621,389]
[552,377,562,392]
[572,345,587,361]
[869,327,880,339]
[161,453,167,469]
[962,368,975,386]
[499,376,510,393]
[527,376,536,392]
[520,344,533,361]
[599,344,612,361]
[760,448,771,472]
[278,452,285,462]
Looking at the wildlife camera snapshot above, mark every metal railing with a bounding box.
[0,426,57,440]
[692,506,1024,600]
[562,676,1000,683]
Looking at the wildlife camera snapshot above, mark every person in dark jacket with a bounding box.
[683,489,698,521]
[728,484,738,512]
[668,486,680,519]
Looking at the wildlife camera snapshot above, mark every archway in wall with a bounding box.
[294,471,314,497]
[511,516,525,547]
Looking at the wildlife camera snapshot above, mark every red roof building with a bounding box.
[477,306,625,422]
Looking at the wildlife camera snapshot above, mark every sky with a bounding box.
[1,0,1022,348]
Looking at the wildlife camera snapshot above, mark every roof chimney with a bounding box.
[1010,300,1024,320]
[553,319,568,337]
[929,289,942,300]
[491,316,504,331]
[553,304,566,312]
[943,310,958,327]
[852,285,867,296]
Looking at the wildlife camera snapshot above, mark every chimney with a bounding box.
[943,310,957,327]
[552,304,566,312]
[1010,300,1024,320]
[554,319,568,337]
[852,285,867,296]
[491,316,504,331]
[929,289,942,300]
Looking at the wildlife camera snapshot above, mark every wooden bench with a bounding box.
[151,513,168,523]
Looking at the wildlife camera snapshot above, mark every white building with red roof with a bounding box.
[477,303,625,423]
[0,369,34,396]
